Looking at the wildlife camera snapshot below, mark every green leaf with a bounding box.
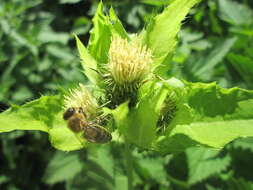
[88,146,114,179]
[109,83,168,148]
[227,53,253,88]
[218,0,253,26]
[75,34,101,85]
[104,101,129,131]
[173,119,253,148]
[109,8,129,40]
[186,82,253,117]
[189,37,237,80]
[43,151,83,184]
[122,84,168,147]
[186,147,231,185]
[231,137,253,152]
[154,83,253,154]
[87,2,129,67]
[134,153,168,185]
[0,95,84,151]
[88,2,111,64]
[141,0,200,70]
[86,146,114,189]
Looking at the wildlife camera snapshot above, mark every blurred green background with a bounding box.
[0,0,253,189]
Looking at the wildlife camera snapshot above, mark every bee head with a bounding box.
[63,107,85,120]
[63,107,76,120]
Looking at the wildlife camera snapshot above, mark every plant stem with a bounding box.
[125,142,133,190]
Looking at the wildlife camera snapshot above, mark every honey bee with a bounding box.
[63,107,112,144]
[63,107,87,133]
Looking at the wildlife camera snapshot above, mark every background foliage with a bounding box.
[0,0,253,189]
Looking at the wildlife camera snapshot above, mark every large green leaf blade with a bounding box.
[187,82,253,117]
[0,95,84,151]
[172,119,253,148]
[154,83,253,154]
[142,0,200,69]
[0,96,60,133]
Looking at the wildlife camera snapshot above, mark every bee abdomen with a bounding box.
[83,125,112,144]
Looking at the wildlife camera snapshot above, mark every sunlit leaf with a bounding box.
[0,95,84,151]
[141,0,200,70]
[154,83,253,153]
[75,35,101,85]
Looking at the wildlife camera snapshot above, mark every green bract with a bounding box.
[0,0,253,154]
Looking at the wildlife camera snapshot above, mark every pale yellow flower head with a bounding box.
[108,36,152,85]
[63,83,98,119]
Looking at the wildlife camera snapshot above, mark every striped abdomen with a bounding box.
[83,124,112,144]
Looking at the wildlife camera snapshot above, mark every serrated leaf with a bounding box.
[75,35,101,85]
[109,8,129,39]
[186,147,231,185]
[154,82,253,154]
[188,37,237,80]
[88,2,111,64]
[187,82,253,117]
[0,95,84,151]
[231,137,253,152]
[141,0,200,70]
[170,119,253,149]
[87,2,129,67]
[43,151,83,184]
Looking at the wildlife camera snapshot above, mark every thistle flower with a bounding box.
[108,35,152,85]
[63,83,98,120]
[105,36,153,107]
